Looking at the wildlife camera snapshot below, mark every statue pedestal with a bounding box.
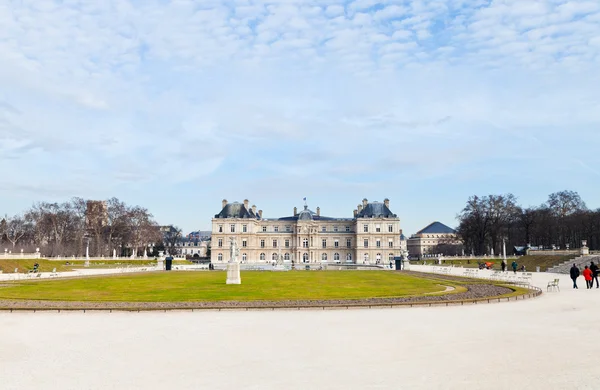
[226,262,241,284]
[582,247,590,255]
[157,258,164,270]
[402,259,410,271]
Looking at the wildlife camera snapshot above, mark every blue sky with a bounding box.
[1,0,599,235]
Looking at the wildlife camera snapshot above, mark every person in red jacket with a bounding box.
[583,265,593,289]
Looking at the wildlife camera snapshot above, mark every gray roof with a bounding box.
[356,202,397,218]
[417,221,455,234]
[278,205,341,221]
[215,202,259,219]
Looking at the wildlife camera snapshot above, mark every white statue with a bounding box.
[229,238,239,263]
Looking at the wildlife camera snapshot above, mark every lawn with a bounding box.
[412,255,576,272]
[0,271,448,302]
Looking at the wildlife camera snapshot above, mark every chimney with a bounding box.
[353,209,358,217]
[362,198,368,208]
[316,207,320,216]
[258,210,263,218]
[384,198,390,208]
[244,199,249,208]
[222,199,228,208]
[294,207,297,216]
[252,205,257,215]
[357,204,363,213]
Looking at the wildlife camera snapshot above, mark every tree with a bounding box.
[3,215,29,248]
[546,190,586,218]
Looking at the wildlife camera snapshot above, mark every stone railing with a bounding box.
[1,250,41,259]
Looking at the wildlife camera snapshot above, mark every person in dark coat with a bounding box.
[570,264,580,289]
[590,262,599,288]
[511,260,518,274]
[501,260,506,272]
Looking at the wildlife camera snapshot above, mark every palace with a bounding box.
[211,198,403,264]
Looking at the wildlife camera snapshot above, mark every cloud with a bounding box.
[0,0,599,234]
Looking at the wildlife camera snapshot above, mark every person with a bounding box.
[583,265,593,289]
[511,260,518,274]
[570,264,580,289]
[521,265,526,272]
[590,261,599,288]
[501,260,506,272]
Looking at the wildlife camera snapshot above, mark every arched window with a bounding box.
[303,253,309,262]
[218,253,223,262]
[388,253,394,261]
[363,253,369,263]
[272,253,278,261]
[284,253,290,261]
[242,253,247,262]
[334,253,340,261]
[322,253,327,261]
[260,253,266,261]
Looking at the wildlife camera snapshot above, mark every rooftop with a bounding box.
[416,221,456,235]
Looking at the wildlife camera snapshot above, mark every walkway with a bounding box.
[1,268,599,389]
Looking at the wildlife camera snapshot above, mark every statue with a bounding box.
[226,238,241,284]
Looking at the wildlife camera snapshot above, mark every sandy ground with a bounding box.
[1,268,599,389]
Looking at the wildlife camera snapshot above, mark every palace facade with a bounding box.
[211,198,403,264]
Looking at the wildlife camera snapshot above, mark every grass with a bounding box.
[0,259,201,273]
[0,271,450,302]
[412,255,577,272]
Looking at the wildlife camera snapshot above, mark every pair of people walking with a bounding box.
[570,262,599,289]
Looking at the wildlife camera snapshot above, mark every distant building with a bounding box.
[210,198,403,264]
[187,231,211,241]
[407,222,460,257]
[85,200,108,229]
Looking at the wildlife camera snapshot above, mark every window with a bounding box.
[274,226,279,232]
[363,253,369,262]
[230,224,235,233]
[376,240,381,248]
[322,253,328,261]
[346,238,352,248]
[363,224,368,232]
[243,225,247,233]
[345,226,350,232]
[334,240,339,248]
[389,253,394,261]
[364,239,368,248]
[334,226,338,232]
[218,253,223,261]
[322,239,327,248]
[388,239,393,248]
[242,253,247,262]
[260,240,265,248]
[260,253,266,261]
[322,226,326,232]
[218,239,223,248]
[284,253,290,261]
[346,253,352,262]
[262,226,267,232]
[242,240,247,247]
[303,253,309,262]
[218,225,223,233]
[376,224,381,232]
[285,225,291,232]
[388,224,393,233]
[334,253,340,261]
[194,242,198,247]
[376,253,381,261]
[273,240,278,248]
[285,239,290,248]
[303,239,309,248]
[272,253,278,261]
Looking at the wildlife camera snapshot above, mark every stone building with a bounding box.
[407,221,460,257]
[210,198,402,264]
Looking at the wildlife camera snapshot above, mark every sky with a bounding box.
[1,0,599,236]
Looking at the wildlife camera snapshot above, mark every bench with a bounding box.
[547,278,560,292]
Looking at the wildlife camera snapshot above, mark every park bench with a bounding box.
[547,278,560,292]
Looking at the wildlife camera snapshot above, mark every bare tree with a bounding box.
[3,214,29,248]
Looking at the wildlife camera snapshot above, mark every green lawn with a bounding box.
[0,271,448,302]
